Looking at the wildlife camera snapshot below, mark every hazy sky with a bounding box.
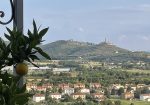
[0,0,150,51]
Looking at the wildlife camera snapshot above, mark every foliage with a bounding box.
[0,20,50,68]
[39,40,150,63]
[114,100,121,105]
[0,21,50,105]
[0,71,33,105]
[118,87,124,96]
[61,94,73,102]
[104,88,110,98]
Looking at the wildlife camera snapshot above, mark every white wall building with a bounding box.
[50,93,62,99]
[80,88,90,94]
[53,68,70,74]
[63,88,74,95]
[140,94,150,101]
[33,94,45,102]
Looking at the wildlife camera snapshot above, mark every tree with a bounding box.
[58,88,63,93]
[104,88,110,98]
[86,94,93,101]
[141,87,149,94]
[51,86,58,93]
[127,86,132,92]
[61,94,73,102]
[118,87,124,96]
[111,88,116,95]
[1,20,51,68]
[0,21,50,105]
[0,72,33,105]
[114,100,121,105]
[130,103,134,105]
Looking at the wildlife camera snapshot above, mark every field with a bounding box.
[111,99,150,105]
[121,69,150,74]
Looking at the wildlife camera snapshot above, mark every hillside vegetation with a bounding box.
[38,40,150,62]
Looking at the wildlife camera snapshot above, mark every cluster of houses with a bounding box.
[27,82,150,103]
[27,82,104,102]
[111,84,150,101]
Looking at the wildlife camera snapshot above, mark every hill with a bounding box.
[39,40,150,62]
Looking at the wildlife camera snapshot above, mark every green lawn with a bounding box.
[111,99,150,105]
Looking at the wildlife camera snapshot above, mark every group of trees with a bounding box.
[27,65,150,87]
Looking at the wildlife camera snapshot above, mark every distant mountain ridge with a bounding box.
[39,40,150,62]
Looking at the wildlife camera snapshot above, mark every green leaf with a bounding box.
[4,34,11,41]
[0,95,5,105]
[35,47,51,60]
[33,20,38,34]
[27,29,32,38]
[29,54,40,61]
[39,27,49,38]
[26,57,39,68]
[15,93,33,105]
[6,27,13,36]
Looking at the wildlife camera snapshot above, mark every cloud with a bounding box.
[141,36,150,41]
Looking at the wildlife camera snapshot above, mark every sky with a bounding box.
[0,0,150,51]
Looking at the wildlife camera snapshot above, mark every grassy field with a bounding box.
[111,99,150,105]
[121,69,150,74]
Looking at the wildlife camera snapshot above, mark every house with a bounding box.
[130,85,137,91]
[53,68,70,74]
[50,93,62,100]
[147,85,150,90]
[137,84,146,89]
[27,78,35,82]
[74,83,85,89]
[92,93,104,99]
[26,83,37,91]
[92,93,105,102]
[33,94,45,102]
[112,84,124,90]
[122,92,134,100]
[42,83,53,89]
[58,83,70,90]
[71,93,86,100]
[90,83,101,89]
[140,94,150,101]
[80,88,90,94]
[63,88,74,95]
[36,86,46,92]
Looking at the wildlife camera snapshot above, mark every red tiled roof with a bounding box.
[34,94,45,97]
[50,93,61,95]
[141,94,150,96]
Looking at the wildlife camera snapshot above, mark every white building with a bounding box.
[63,88,74,95]
[80,88,90,94]
[53,68,70,74]
[50,93,62,99]
[28,66,51,74]
[33,94,45,102]
[112,84,124,90]
[29,66,51,71]
[140,94,150,101]
[1,66,13,73]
